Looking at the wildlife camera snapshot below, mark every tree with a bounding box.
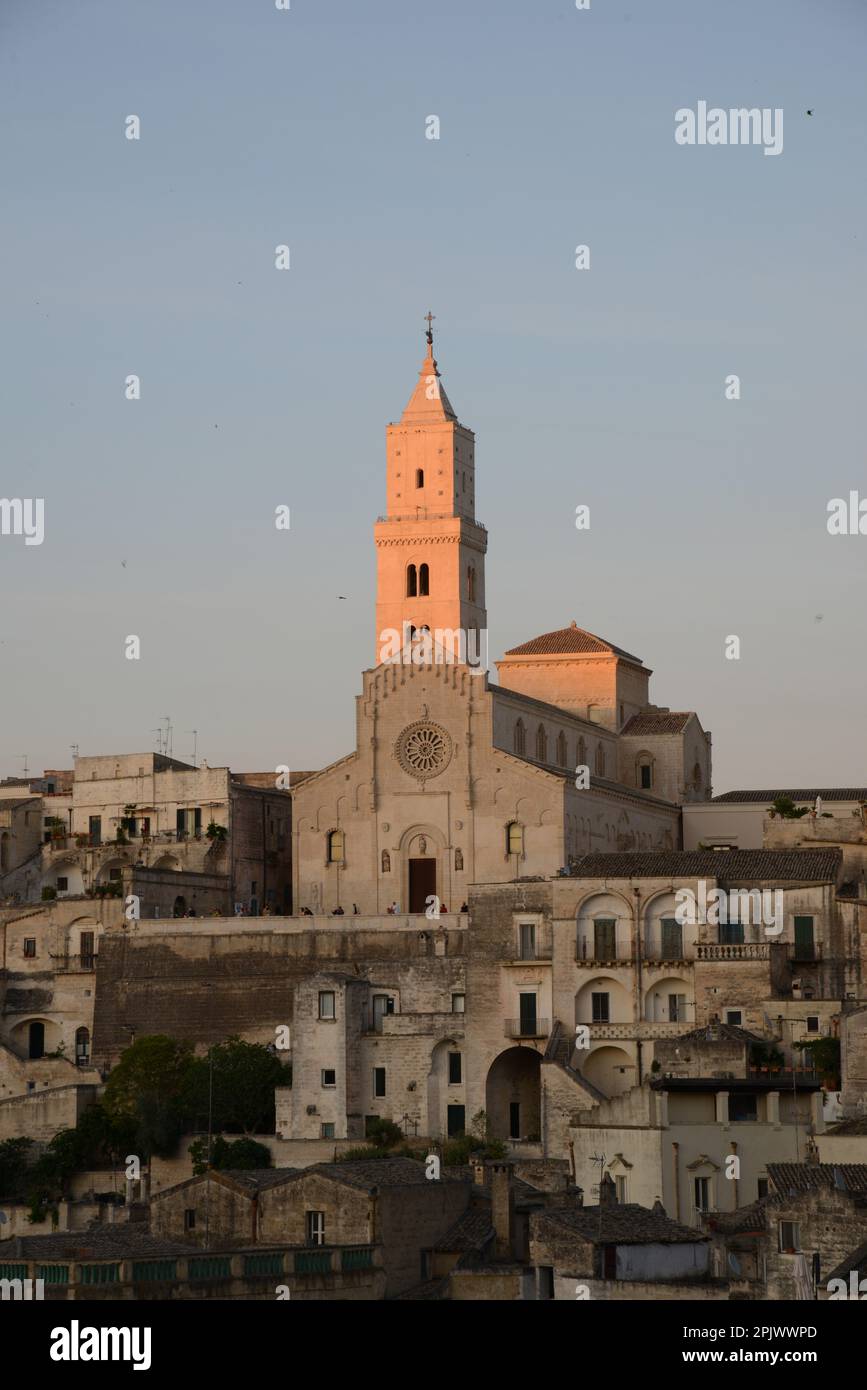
[188,1135,272,1176]
[102,1035,195,1159]
[0,1137,34,1200]
[768,796,809,820]
[181,1038,289,1135]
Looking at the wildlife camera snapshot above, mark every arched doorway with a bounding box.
[485,1047,542,1141]
[173,895,187,917]
[28,1021,45,1059]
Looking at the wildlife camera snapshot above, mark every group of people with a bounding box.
[298,901,470,916]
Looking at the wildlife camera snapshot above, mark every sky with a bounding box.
[1,0,865,792]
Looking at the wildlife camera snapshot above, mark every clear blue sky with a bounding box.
[1,0,865,790]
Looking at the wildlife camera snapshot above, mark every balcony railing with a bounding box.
[787,943,821,963]
[576,941,634,964]
[504,1018,549,1039]
[696,943,771,961]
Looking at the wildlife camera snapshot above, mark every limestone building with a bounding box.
[292,328,711,914]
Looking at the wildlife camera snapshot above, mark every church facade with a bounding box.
[292,331,711,916]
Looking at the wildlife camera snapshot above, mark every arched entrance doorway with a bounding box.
[28,1021,45,1059]
[173,895,187,917]
[485,1047,542,1142]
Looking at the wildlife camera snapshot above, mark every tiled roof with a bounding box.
[621,713,694,736]
[712,789,867,804]
[566,849,841,881]
[4,1228,192,1260]
[228,1168,299,1192]
[309,1157,461,1191]
[828,1237,867,1282]
[433,1209,494,1253]
[393,1276,450,1300]
[705,1198,772,1235]
[504,624,643,664]
[767,1163,867,1195]
[537,1202,706,1245]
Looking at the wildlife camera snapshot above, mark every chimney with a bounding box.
[490,1162,515,1259]
[599,1172,617,1207]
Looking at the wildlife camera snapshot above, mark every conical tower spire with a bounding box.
[400,311,457,424]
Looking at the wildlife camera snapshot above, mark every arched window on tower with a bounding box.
[406,564,417,597]
[637,755,654,790]
[416,468,424,488]
[556,731,568,767]
[419,563,429,596]
[595,744,606,778]
[467,566,476,602]
[693,762,703,791]
[536,725,547,762]
[514,719,526,755]
[327,829,344,863]
[577,736,587,769]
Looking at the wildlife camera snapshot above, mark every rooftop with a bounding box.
[564,849,841,882]
[503,621,644,664]
[621,712,694,736]
[536,1202,706,1246]
[712,789,867,804]
[767,1163,867,1195]
[3,1227,193,1260]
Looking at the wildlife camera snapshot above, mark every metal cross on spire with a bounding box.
[424,310,435,349]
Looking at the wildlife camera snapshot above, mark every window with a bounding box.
[406,564,417,597]
[794,916,816,960]
[535,725,547,762]
[373,1067,386,1098]
[693,762,703,790]
[514,719,526,756]
[518,993,537,1035]
[660,918,682,960]
[595,745,606,777]
[757,1177,769,1200]
[806,1015,819,1033]
[318,991,335,1020]
[593,918,616,959]
[506,822,523,856]
[306,1211,326,1247]
[467,566,476,602]
[80,932,94,969]
[539,1266,555,1300]
[519,922,536,961]
[640,763,652,790]
[56,876,68,892]
[591,992,610,1023]
[75,1027,90,1065]
[694,1177,710,1213]
[321,1069,336,1088]
[320,1122,335,1139]
[419,563,429,596]
[729,1092,758,1122]
[416,468,424,488]
[23,939,36,959]
[779,1221,800,1254]
[615,1175,627,1203]
[448,1052,462,1084]
[577,736,586,768]
[452,993,465,1013]
[326,829,344,863]
[556,731,568,767]
[89,815,101,846]
[667,993,686,1023]
[184,1209,196,1232]
[720,921,744,945]
[726,1010,743,1026]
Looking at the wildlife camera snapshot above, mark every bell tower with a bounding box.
[374,317,487,666]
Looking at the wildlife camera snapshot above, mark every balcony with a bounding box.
[787,943,821,964]
[696,943,771,961]
[504,1018,549,1040]
[576,940,633,965]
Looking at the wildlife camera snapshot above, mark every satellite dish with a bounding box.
[727,1252,741,1275]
